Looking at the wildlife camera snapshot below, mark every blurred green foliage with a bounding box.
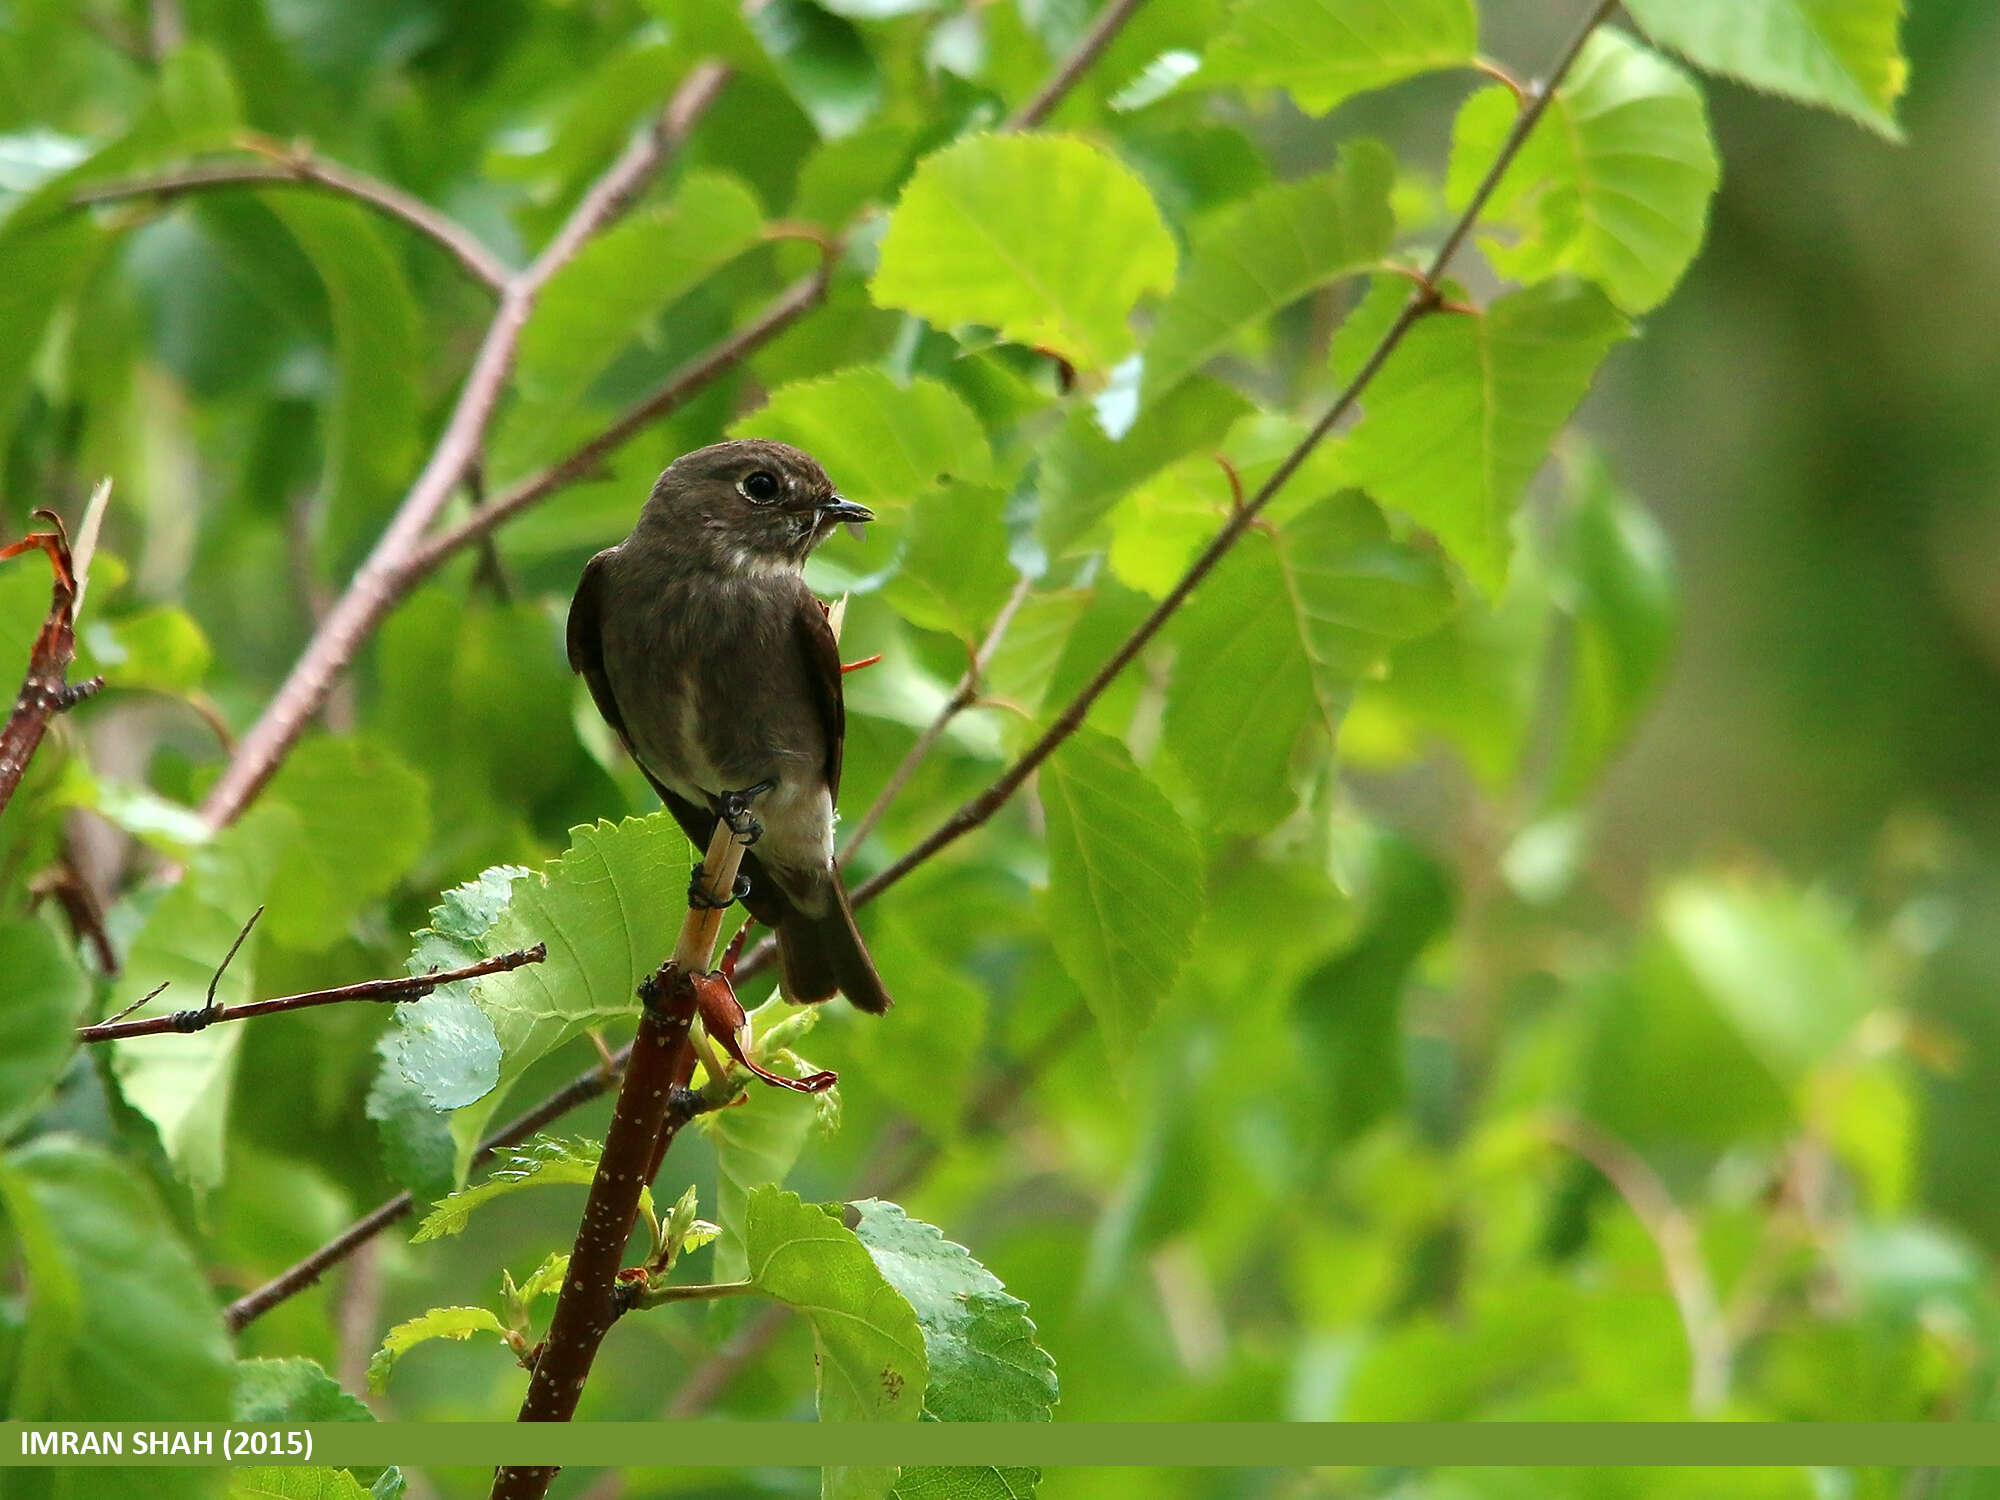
[0,0,1992,1497]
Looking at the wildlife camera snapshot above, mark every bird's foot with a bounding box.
[687,867,751,911]
[713,779,775,846]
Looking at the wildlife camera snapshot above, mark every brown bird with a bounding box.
[567,439,892,1013]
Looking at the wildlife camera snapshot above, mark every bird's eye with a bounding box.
[739,470,780,504]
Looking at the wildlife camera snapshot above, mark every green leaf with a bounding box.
[1659,872,1882,1083]
[1625,0,1907,139]
[229,1471,371,1500]
[1292,837,1454,1148]
[1162,493,1457,832]
[1141,140,1397,405]
[55,766,213,860]
[509,1251,572,1312]
[747,0,883,139]
[882,482,1018,642]
[792,121,919,225]
[1337,280,1629,593]
[852,1199,1058,1422]
[1347,565,1552,791]
[1545,447,1676,802]
[1040,729,1204,1056]
[365,1032,457,1204]
[1199,0,1480,115]
[498,172,765,471]
[807,914,984,1143]
[873,134,1176,373]
[1448,31,1720,315]
[0,917,85,1140]
[230,1358,374,1423]
[386,815,688,1178]
[1038,375,1251,555]
[365,1306,511,1395]
[1101,410,1350,594]
[413,1137,648,1242]
[110,803,295,1193]
[892,1473,1041,1500]
[744,1189,926,1489]
[390,867,522,1114]
[262,735,431,951]
[731,366,993,513]
[1162,534,1317,834]
[0,217,105,455]
[377,591,596,867]
[79,605,212,693]
[1579,935,1794,1155]
[703,1065,824,1282]
[0,1135,232,1420]
[263,193,424,547]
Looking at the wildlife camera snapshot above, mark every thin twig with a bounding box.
[195,65,729,835]
[76,945,545,1043]
[147,0,184,60]
[200,905,263,1007]
[1542,1113,1730,1413]
[75,151,512,294]
[850,0,1620,913]
[27,857,118,974]
[492,817,745,1500]
[1005,0,1152,130]
[839,572,1034,861]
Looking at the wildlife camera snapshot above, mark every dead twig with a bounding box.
[0,505,106,817]
[77,943,545,1042]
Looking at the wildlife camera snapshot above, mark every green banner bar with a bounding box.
[5,1423,2000,1469]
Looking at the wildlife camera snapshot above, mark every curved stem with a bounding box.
[74,151,512,293]
[1005,0,1152,130]
[838,573,1034,862]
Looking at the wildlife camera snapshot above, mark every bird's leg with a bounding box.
[713,779,775,846]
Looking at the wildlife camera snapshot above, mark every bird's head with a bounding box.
[640,438,873,573]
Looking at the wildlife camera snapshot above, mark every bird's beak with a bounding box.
[817,496,874,525]
[818,496,873,540]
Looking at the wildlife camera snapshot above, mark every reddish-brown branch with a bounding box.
[489,965,699,1500]
[492,639,839,1498]
[76,945,544,1042]
[195,63,730,834]
[74,146,512,293]
[0,515,103,817]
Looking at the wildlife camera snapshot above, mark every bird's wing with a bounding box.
[790,581,847,801]
[567,546,682,812]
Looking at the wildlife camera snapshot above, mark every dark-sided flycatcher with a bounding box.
[567,439,892,1013]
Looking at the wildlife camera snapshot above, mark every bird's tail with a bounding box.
[776,872,893,1014]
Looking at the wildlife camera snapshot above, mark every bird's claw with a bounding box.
[687,868,750,910]
[714,780,774,846]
